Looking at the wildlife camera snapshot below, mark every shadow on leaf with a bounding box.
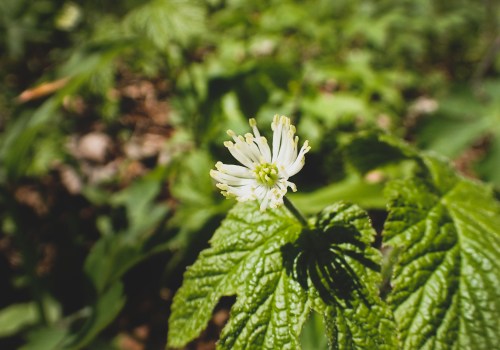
[282,224,379,308]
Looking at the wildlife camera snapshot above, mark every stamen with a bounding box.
[254,163,279,187]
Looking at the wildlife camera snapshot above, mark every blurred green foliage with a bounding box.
[0,0,498,348]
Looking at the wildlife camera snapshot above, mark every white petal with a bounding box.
[276,127,295,167]
[225,142,255,169]
[271,115,284,162]
[255,136,272,163]
[249,119,272,163]
[253,185,267,201]
[284,140,310,177]
[235,138,261,163]
[215,162,254,178]
[210,170,255,186]
[227,131,261,164]
[272,116,299,167]
[223,183,256,200]
[258,187,273,211]
[244,134,267,162]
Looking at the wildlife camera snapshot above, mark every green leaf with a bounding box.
[322,301,397,350]
[64,282,126,349]
[218,270,309,349]
[109,167,168,240]
[0,100,60,179]
[84,233,147,294]
[301,203,397,349]
[300,312,328,350]
[21,327,67,350]
[289,174,386,213]
[343,132,419,174]
[165,149,231,273]
[123,0,206,48]
[0,298,61,338]
[169,200,397,349]
[167,201,305,348]
[301,93,370,126]
[415,86,494,158]
[85,170,168,293]
[476,136,500,188]
[384,155,500,349]
[0,302,38,338]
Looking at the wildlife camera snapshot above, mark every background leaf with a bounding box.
[0,303,40,338]
[343,132,419,174]
[64,282,126,349]
[123,0,206,49]
[300,312,328,350]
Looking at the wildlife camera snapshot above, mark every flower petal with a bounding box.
[215,162,254,178]
[271,115,284,162]
[284,140,310,177]
[225,141,255,169]
[210,169,255,186]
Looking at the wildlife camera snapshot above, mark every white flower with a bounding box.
[210,115,310,211]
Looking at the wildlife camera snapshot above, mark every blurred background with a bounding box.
[0,0,499,349]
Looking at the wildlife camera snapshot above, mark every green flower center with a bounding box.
[254,163,279,187]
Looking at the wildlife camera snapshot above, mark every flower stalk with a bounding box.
[283,196,309,227]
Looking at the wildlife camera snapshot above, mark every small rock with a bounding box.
[59,165,82,194]
[77,132,112,163]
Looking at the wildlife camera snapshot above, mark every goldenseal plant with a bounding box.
[168,122,500,350]
[210,115,310,211]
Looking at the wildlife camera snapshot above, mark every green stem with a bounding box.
[283,196,308,227]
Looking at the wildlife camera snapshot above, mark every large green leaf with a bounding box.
[168,201,396,349]
[167,201,305,348]
[218,270,309,349]
[384,155,500,349]
[303,203,397,350]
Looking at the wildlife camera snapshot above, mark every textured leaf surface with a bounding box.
[169,200,398,349]
[306,203,397,350]
[384,155,500,349]
[167,202,305,348]
[219,270,309,350]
